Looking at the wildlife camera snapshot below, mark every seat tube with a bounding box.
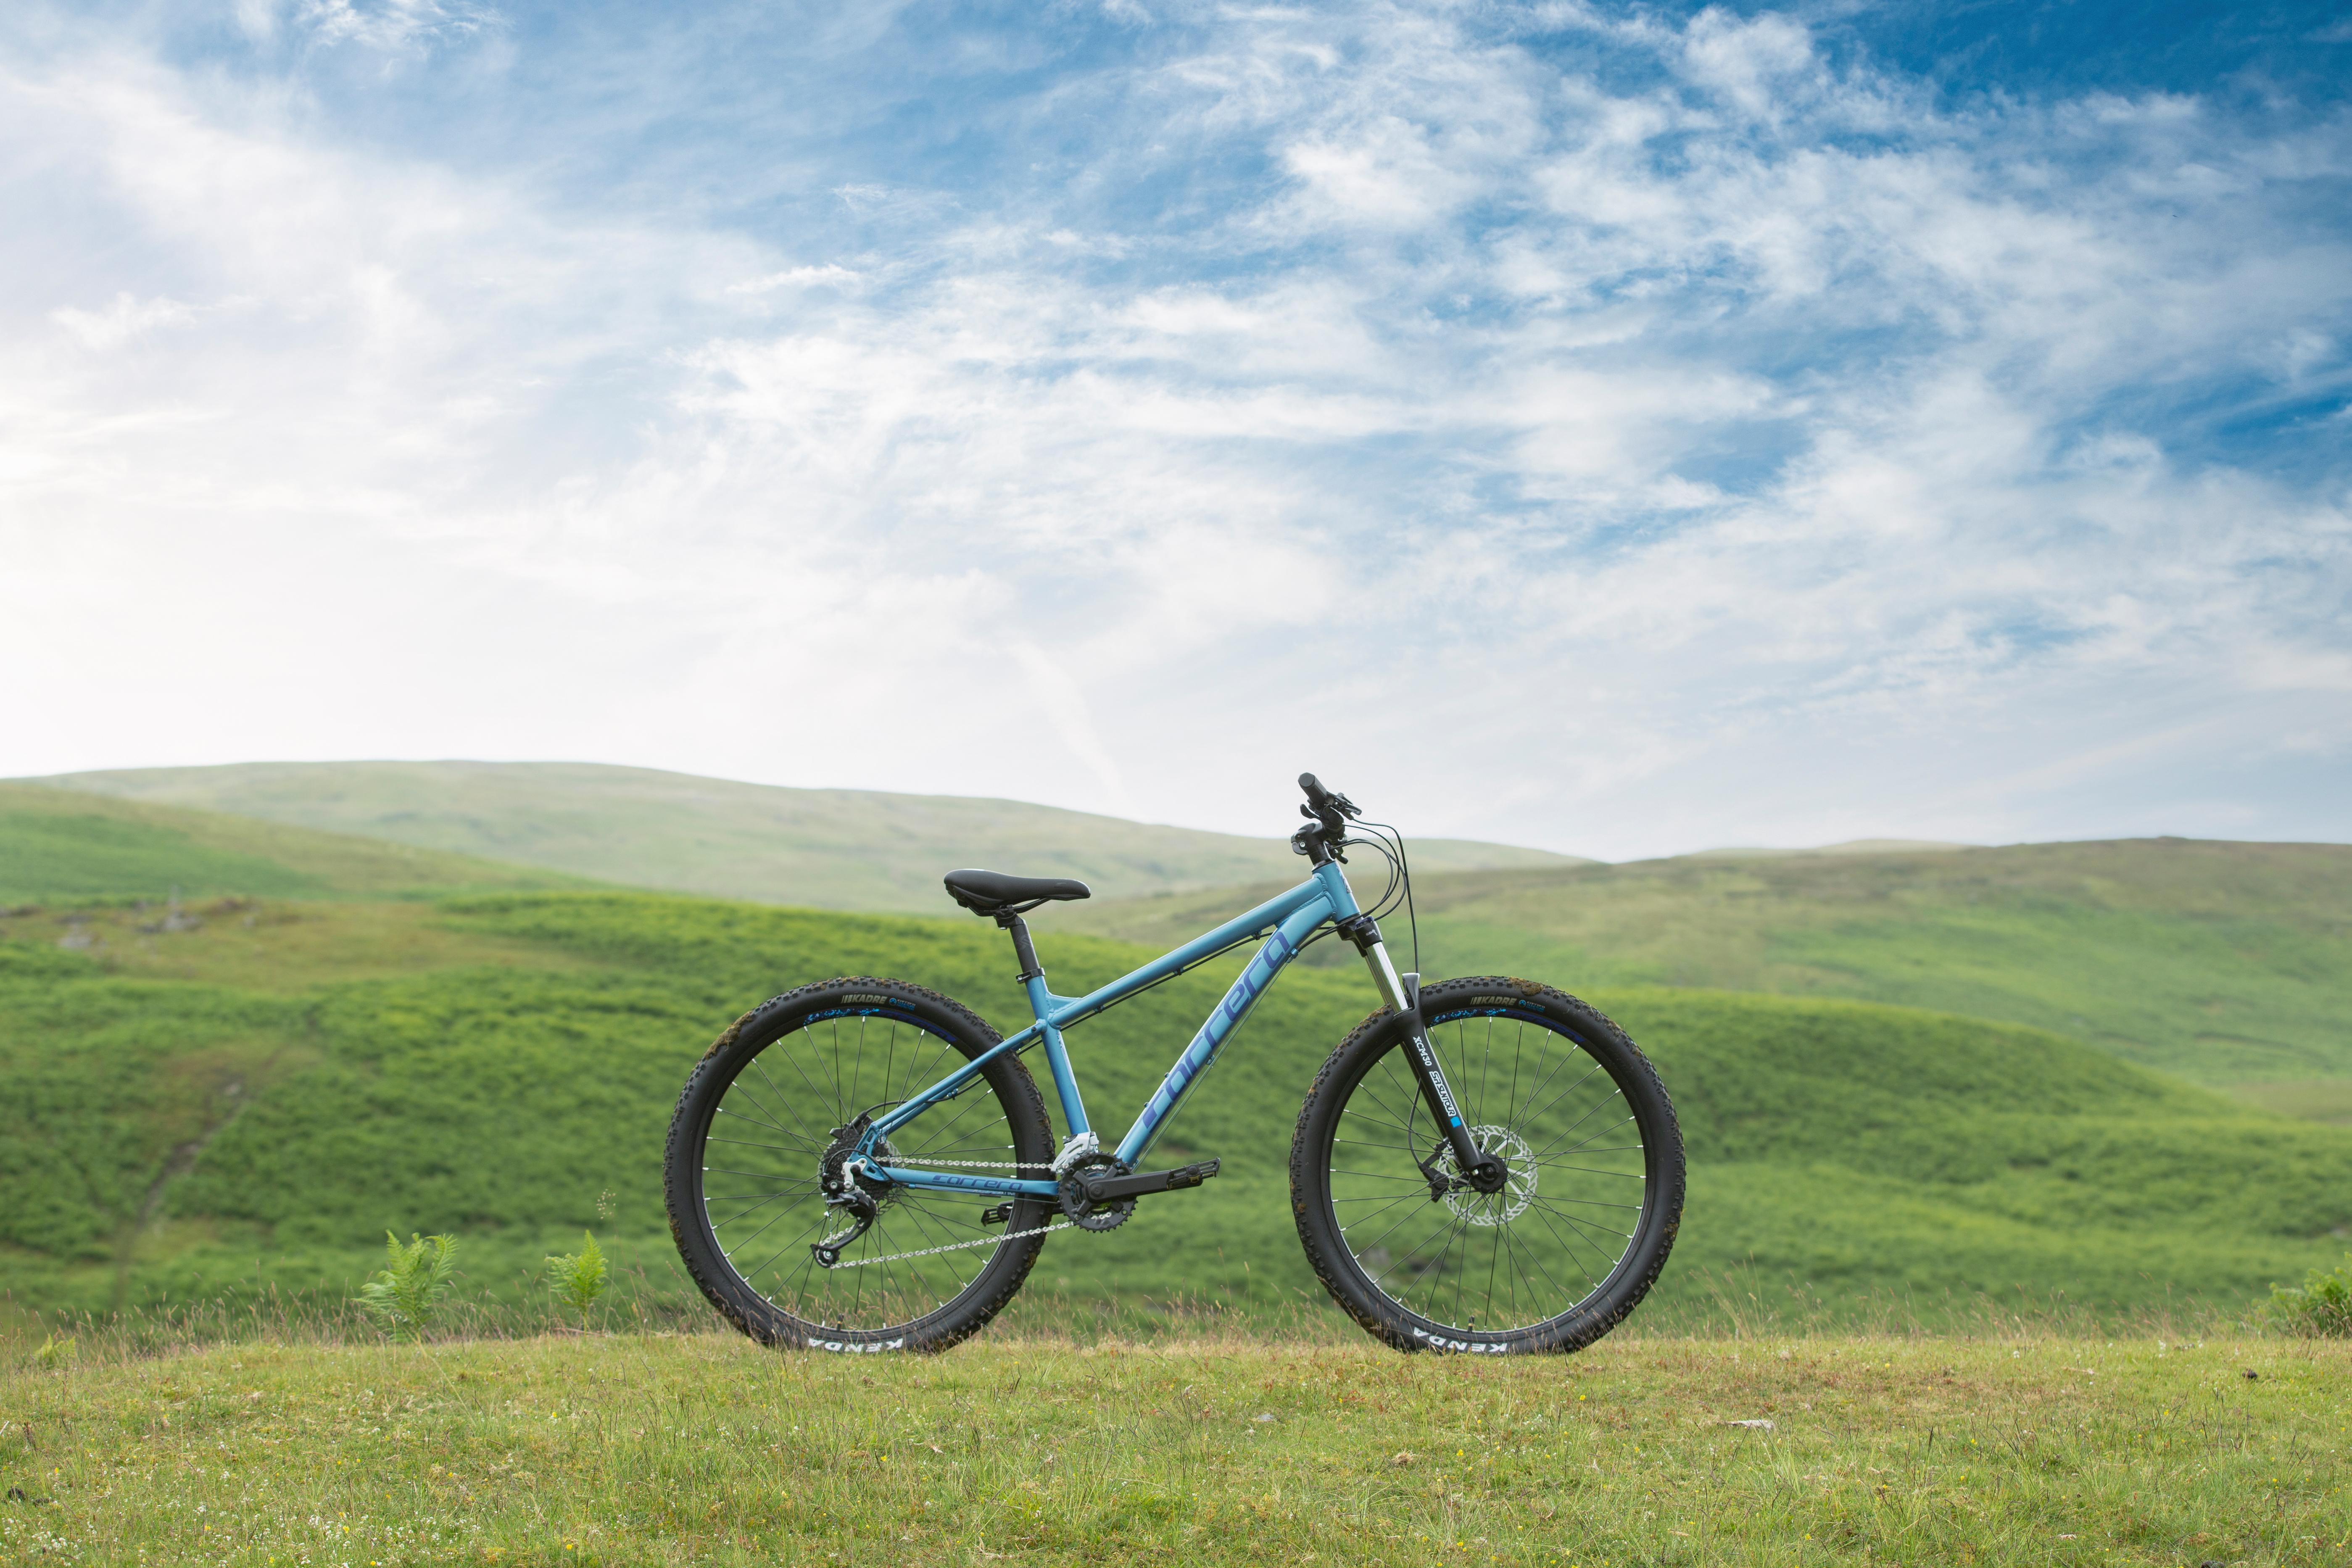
[1025,973,1090,1137]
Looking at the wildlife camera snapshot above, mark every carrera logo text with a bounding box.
[1412,1326,1510,1354]
[1135,927,1295,1131]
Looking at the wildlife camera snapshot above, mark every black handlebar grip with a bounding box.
[1299,772,1332,806]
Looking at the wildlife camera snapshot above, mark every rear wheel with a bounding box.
[664,977,1055,1352]
[1290,976,1683,1353]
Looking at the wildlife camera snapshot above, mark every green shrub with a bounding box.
[2261,1254,2352,1337]
[544,1231,608,1323]
[354,1232,459,1342]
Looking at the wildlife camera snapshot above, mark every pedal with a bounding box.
[979,1203,1013,1226]
[1077,1158,1221,1204]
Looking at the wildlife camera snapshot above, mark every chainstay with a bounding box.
[826,1218,1073,1268]
[816,1156,1061,1268]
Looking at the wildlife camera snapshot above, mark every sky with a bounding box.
[2,0,2347,860]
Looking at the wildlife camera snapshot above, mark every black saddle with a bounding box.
[942,868,1092,916]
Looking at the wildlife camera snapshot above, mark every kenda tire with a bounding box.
[1289,976,1684,1354]
[664,977,1055,1354]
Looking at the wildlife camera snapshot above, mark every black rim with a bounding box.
[695,1007,1034,1336]
[1323,1007,1651,1336]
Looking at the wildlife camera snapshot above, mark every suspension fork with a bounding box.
[1340,916,1505,1191]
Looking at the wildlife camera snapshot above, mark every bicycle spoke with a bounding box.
[1326,1004,1657,1338]
[1532,1158,1646,1179]
[689,1001,1049,1341]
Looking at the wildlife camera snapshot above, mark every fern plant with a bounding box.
[544,1231,609,1327]
[354,1232,459,1342]
[2261,1254,2352,1338]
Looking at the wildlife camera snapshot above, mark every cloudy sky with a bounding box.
[3,0,2347,859]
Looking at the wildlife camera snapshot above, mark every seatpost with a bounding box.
[995,903,1091,1139]
[995,909,1043,982]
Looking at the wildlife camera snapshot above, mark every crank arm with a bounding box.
[1077,1158,1222,1204]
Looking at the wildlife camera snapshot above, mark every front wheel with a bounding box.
[1290,977,1683,1353]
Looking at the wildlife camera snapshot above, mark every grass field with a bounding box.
[6,785,2351,1350]
[8,880,2349,1331]
[5,786,2352,1564]
[1071,838,2352,1094]
[31,762,1582,912]
[3,1330,2342,1565]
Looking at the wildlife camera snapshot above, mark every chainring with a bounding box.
[1056,1152,1136,1232]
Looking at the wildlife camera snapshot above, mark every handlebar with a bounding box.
[1296,772,1361,841]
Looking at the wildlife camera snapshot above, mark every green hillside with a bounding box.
[6,882,2347,1331]
[1069,837,2352,1099]
[0,782,591,905]
[29,761,1584,912]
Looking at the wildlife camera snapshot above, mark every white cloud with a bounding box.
[49,291,195,350]
[0,2,2346,856]
[291,0,502,53]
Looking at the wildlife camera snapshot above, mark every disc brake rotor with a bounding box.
[1440,1125,1537,1226]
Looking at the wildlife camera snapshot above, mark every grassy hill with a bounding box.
[5,865,2347,1331]
[29,761,1584,912]
[0,781,591,905]
[1068,838,2352,1102]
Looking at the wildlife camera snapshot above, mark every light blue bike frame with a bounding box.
[860,855,1408,1199]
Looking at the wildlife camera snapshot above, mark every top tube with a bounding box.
[1030,860,1359,1031]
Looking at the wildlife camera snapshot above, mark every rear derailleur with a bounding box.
[812,1115,887,1268]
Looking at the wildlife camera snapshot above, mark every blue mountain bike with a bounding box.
[664,775,1684,1354]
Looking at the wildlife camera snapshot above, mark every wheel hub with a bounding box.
[818,1116,899,1206]
[1440,1126,1536,1226]
[812,1116,901,1268]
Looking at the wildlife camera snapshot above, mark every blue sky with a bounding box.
[2,0,2347,858]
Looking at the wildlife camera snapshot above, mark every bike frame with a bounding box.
[860,854,1428,1199]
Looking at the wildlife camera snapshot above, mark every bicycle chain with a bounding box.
[818,1155,1065,1268]
[824,1216,1075,1268]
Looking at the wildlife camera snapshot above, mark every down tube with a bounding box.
[1114,895,1334,1168]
